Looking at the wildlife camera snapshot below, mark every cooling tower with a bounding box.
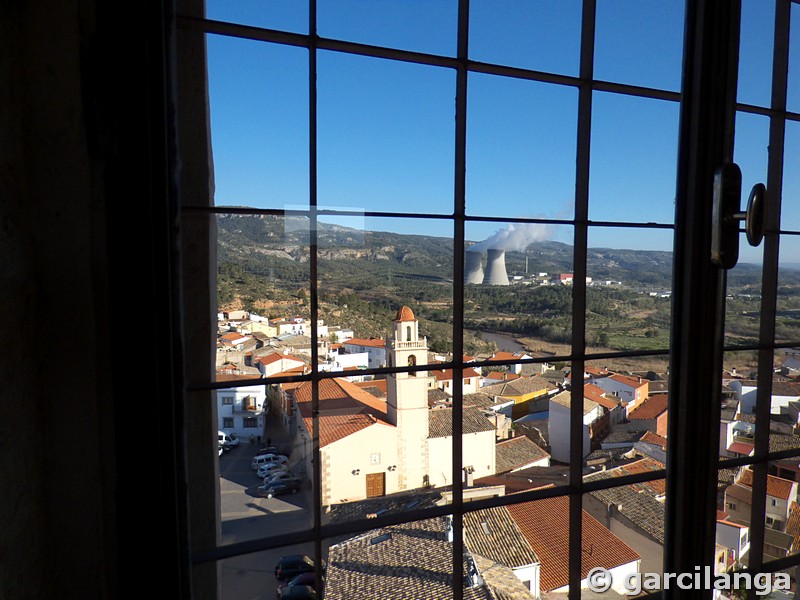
[483,248,509,286]
[464,250,484,284]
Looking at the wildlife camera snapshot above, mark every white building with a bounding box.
[549,390,604,463]
[216,383,267,438]
[343,337,387,369]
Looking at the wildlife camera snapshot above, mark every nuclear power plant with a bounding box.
[464,250,484,284]
[483,248,510,286]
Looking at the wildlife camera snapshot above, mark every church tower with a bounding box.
[386,306,430,491]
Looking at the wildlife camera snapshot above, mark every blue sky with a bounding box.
[205,0,798,264]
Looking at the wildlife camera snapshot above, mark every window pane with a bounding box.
[721,351,758,458]
[776,262,800,346]
[469,0,582,76]
[725,232,764,348]
[465,223,574,358]
[594,0,685,92]
[737,0,775,108]
[582,358,668,473]
[782,121,800,233]
[586,227,674,353]
[221,540,319,599]
[318,52,455,216]
[324,514,462,598]
[589,92,679,223]
[733,112,770,225]
[789,3,800,114]
[582,481,665,593]
[318,216,453,368]
[466,73,578,220]
[318,0,457,56]
[207,36,309,211]
[205,0,309,34]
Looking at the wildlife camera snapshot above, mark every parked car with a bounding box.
[258,445,280,456]
[279,585,317,599]
[276,572,320,598]
[218,430,239,449]
[251,453,289,470]
[260,473,301,492]
[257,463,289,480]
[259,479,301,498]
[274,555,320,582]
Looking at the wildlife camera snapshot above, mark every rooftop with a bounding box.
[480,376,554,398]
[428,406,496,439]
[463,506,540,569]
[737,468,796,500]
[344,337,386,348]
[495,437,550,473]
[627,395,668,420]
[394,306,415,321]
[550,390,599,415]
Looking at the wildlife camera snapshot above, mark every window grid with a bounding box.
[179,0,800,595]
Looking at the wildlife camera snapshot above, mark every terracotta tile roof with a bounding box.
[463,393,501,410]
[490,351,530,362]
[220,332,248,341]
[769,433,800,452]
[432,367,481,381]
[215,373,260,383]
[324,517,491,600]
[550,390,599,415]
[727,442,754,456]
[737,469,796,500]
[428,406,496,438]
[394,306,415,321]
[584,384,620,410]
[506,496,640,592]
[725,483,752,505]
[427,388,451,406]
[617,458,666,495]
[257,351,305,366]
[343,337,386,348]
[353,379,387,394]
[470,554,541,600]
[486,371,521,381]
[290,378,392,447]
[639,431,667,450]
[627,395,668,420]
[585,366,610,377]
[786,502,800,553]
[495,437,550,473]
[609,373,647,388]
[464,506,540,569]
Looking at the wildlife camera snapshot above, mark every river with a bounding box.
[471,330,527,353]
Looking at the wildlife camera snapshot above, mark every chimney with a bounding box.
[464,250,484,284]
[483,248,510,286]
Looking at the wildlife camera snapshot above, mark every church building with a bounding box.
[279,306,497,508]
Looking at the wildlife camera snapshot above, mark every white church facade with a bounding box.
[279,306,497,507]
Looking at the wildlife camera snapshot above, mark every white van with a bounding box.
[251,453,288,470]
[218,430,239,449]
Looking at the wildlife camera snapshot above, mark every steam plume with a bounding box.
[467,223,554,253]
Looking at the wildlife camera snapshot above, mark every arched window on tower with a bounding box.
[408,354,416,376]
[406,326,412,342]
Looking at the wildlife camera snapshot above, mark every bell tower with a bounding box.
[386,306,430,490]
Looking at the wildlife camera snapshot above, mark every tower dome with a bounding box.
[394,306,415,321]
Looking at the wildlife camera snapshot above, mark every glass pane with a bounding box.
[583,358,668,471]
[469,0,582,76]
[589,92,680,224]
[324,514,464,598]
[466,73,578,220]
[721,351,758,458]
[207,36,309,211]
[582,481,665,594]
[465,222,574,359]
[725,232,764,347]
[776,263,800,345]
[586,227,674,353]
[318,216,453,369]
[318,0,457,56]
[789,3,800,114]
[318,52,455,216]
[737,0,775,108]
[734,111,770,232]
[205,0,308,34]
[221,541,320,599]
[782,121,800,233]
[594,0,685,92]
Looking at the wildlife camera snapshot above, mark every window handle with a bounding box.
[711,163,766,269]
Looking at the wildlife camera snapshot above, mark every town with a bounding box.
[215,306,800,599]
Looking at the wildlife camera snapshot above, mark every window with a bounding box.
[222,417,233,429]
[174,0,800,598]
[243,417,258,428]
[222,397,233,405]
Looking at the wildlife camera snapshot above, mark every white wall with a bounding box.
[549,400,591,463]
[427,430,496,487]
[716,521,750,564]
[216,384,267,437]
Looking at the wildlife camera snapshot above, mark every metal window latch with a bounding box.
[711,163,766,269]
